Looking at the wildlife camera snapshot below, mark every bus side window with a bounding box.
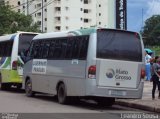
[71,37,80,59]
[29,42,35,58]
[60,38,67,59]
[0,42,3,57]
[42,41,50,59]
[34,42,41,59]
[53,40,62,59]
[65,38,73,59]
[79,36,89,60]
[48,40,56,59]
[6,41,13,56]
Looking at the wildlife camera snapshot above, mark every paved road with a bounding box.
[0,88,159,119]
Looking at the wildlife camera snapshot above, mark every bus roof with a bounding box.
[33,28,97,40]
[0,34,16,42]
[33,27,139,40]
[0,32,39,42]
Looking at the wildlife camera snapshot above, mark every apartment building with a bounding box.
[4,0,116,32]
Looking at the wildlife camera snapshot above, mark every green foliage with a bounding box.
[0,4,40,35]
[141,15,160,46]
[147,46,160,56]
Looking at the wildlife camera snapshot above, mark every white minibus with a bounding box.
[23,28,145,106]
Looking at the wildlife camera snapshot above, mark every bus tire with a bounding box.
[57,83,69,104]
[96,97,115,107]
[25,79,35,97]
[16,84,22,89]
[0,74,6,90]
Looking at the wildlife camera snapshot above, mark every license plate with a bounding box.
[109,90,126,96]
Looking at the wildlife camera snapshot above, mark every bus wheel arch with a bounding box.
[25,77,35,97]
[56,81,69,104]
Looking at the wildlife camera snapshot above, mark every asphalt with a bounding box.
[116,80,160,113]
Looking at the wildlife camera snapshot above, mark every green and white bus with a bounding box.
[0,32,38,90]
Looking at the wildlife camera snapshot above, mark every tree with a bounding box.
[141,15,160,46]
[0,4,40,35]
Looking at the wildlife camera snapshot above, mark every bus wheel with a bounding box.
[25,79,35,97]
[0,74,6,90]
[57,83,69,104]
[96,98,115,107]
[16,84,22,89]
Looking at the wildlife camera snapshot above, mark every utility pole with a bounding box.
[42,0,44,33]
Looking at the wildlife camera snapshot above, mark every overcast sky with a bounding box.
[127,0,160,32]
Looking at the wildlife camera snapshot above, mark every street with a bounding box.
[0,88,159,119]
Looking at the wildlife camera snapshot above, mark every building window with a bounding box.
[35,14,36,17]
[99,13,101,16]
[45,27,47,30]
[55,7,61,11]
[45,9,47,12]
[45,0,47,2]
[18,9,20,13]
[18,1,20,5]
[45,18,47,21]
[65,16,69,20]
[99,22,101,25]
[65,7,69,11]
[66,26,69,30]
[80,18,83,21]
[99,4,101,7]
[37,12,41,16]
[84,0,88,4]
[23,6,25,9]
[84,19,89,23]
[6,1,9,5]
[37,21,41,25]
[80,8,83,11]
[84,9,89,13]
[37,3,41,7]
[55,26,61,30]
[57,17,61,21]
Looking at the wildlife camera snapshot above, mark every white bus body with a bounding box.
[23,28,145,106]
[0,32,38,90]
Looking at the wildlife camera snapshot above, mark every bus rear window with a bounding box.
[97,30,142,62]
[18,33,37,56]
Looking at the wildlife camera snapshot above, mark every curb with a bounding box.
[115,100,160,113]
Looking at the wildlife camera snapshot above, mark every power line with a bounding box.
[29,0,55,16]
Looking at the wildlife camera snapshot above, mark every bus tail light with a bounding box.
[141,69,145,79]
[12,61,17,70]
[88,65,96,79]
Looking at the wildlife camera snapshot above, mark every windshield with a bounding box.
[97,29,142,62]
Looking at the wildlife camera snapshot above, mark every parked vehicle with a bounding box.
[23,28,145,106]
[0,32,38,90]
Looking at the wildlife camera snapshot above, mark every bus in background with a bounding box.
[23,28,145,106]
[0,32,38,90]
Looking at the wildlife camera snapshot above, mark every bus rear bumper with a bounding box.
[85,81,144,99]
